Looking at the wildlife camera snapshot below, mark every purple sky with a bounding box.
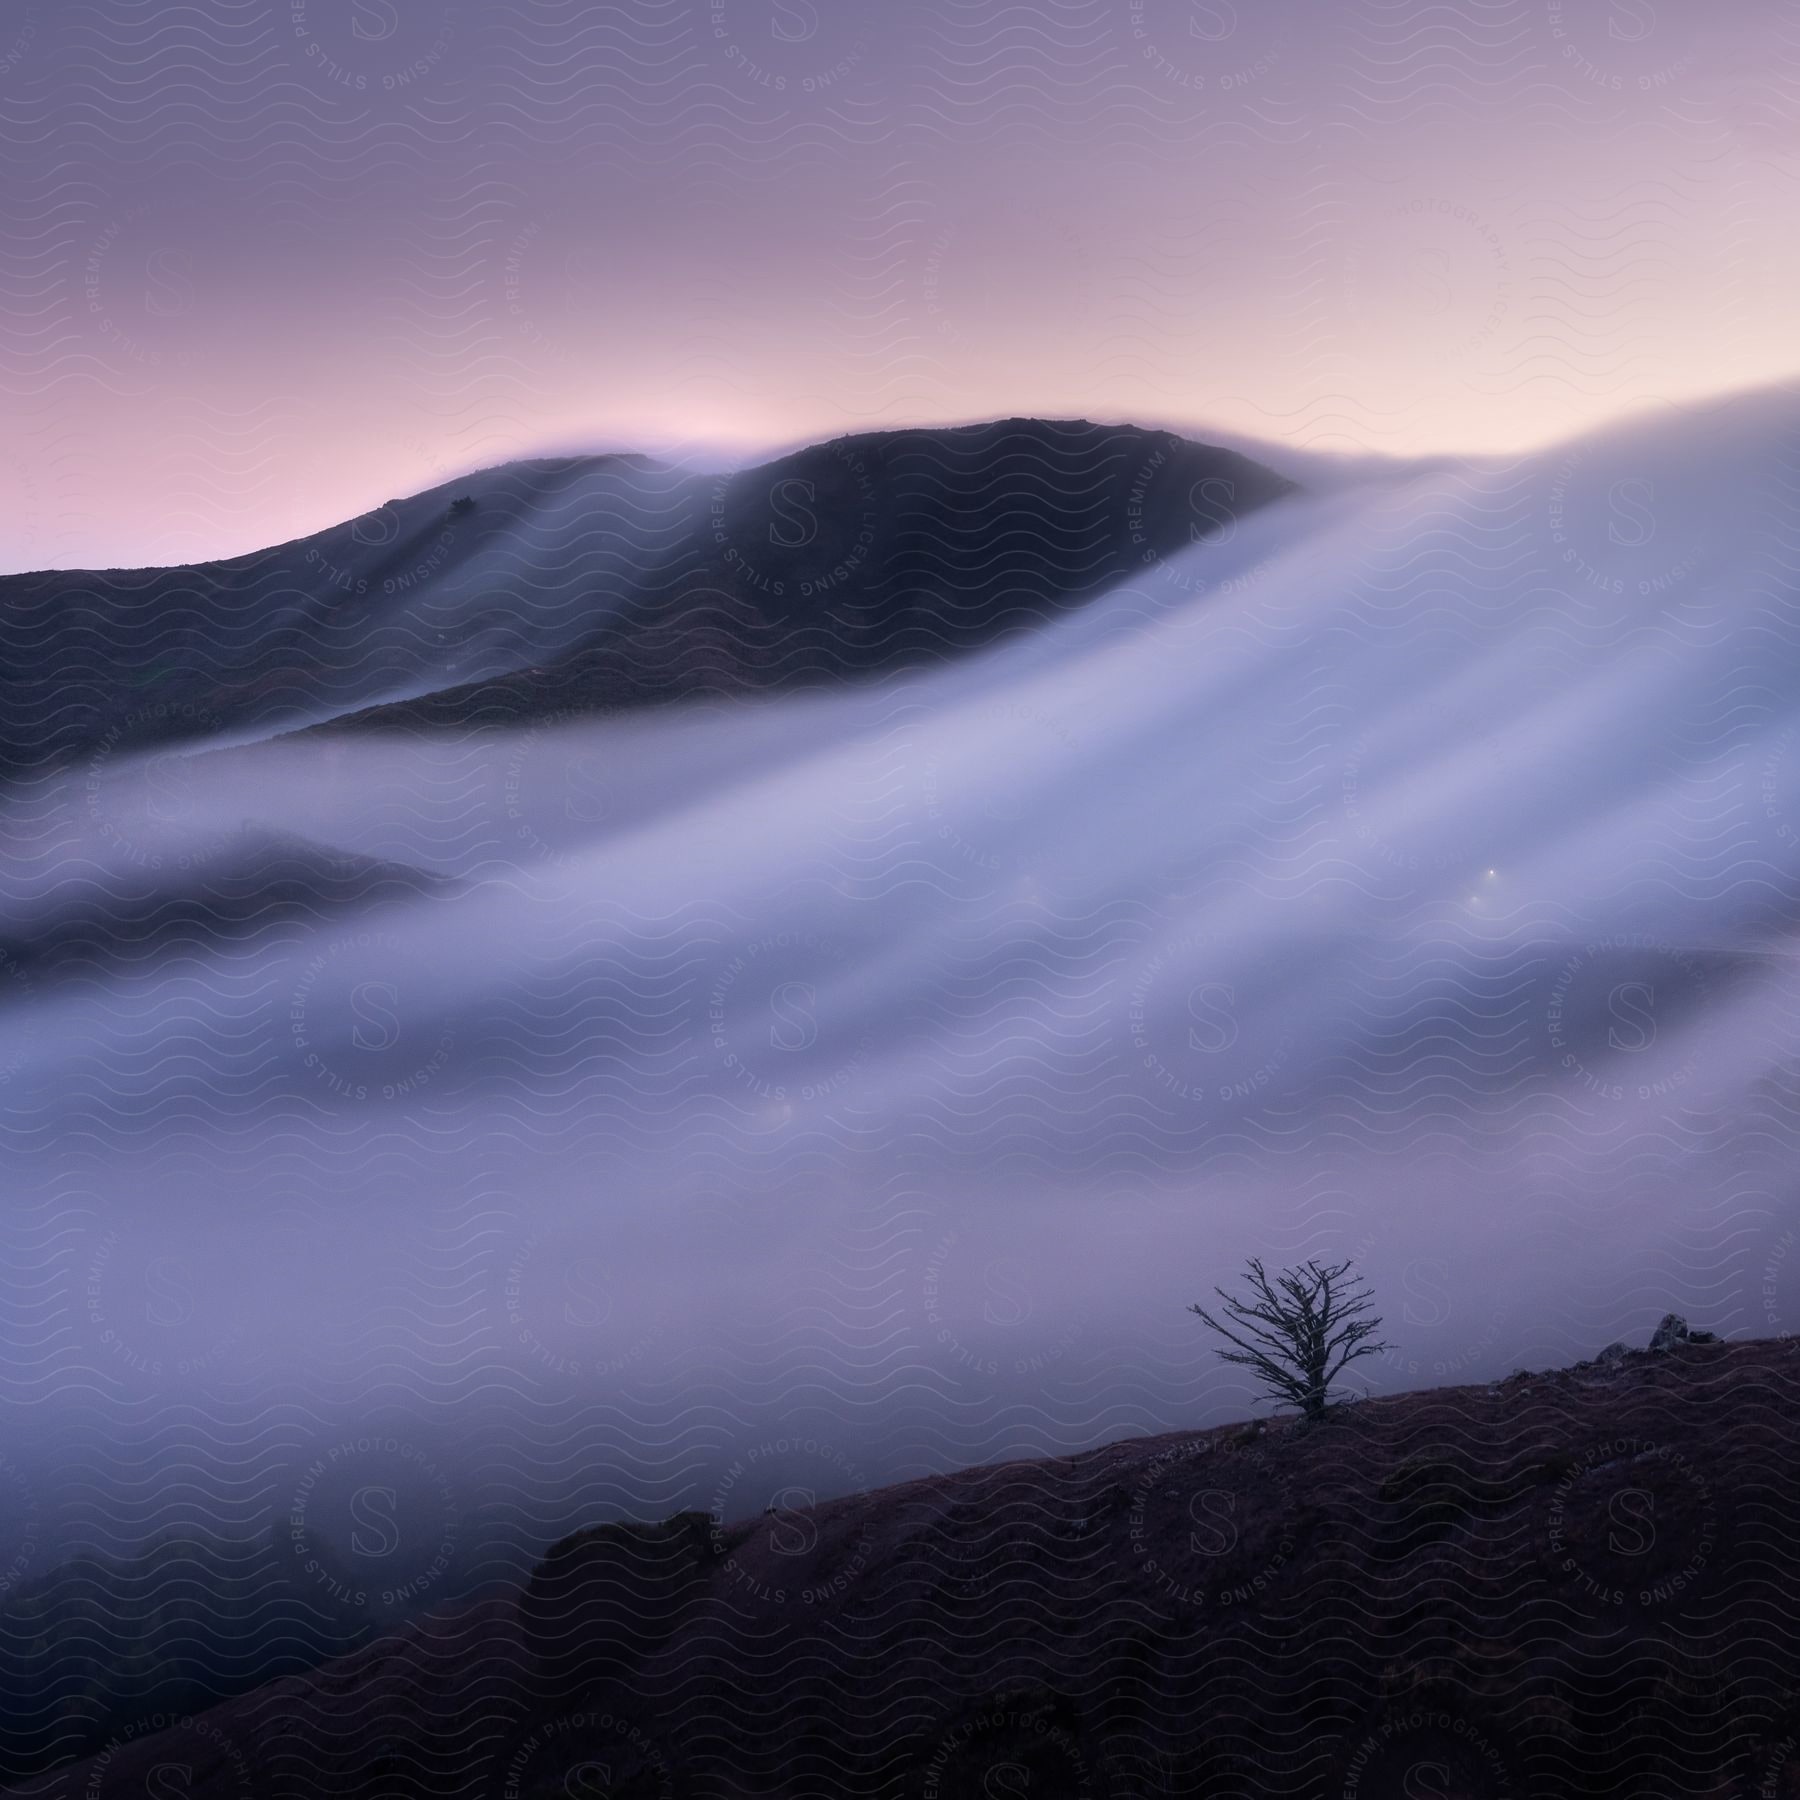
[2,0,1796,570]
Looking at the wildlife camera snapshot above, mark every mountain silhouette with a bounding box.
[0,421,1294,771]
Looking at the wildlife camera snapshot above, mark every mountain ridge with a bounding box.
[0,419,1296,774]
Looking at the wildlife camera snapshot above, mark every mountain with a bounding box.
[7,389,1800,1798]
[13,1334,1798,1799]
[0,421,1295,770]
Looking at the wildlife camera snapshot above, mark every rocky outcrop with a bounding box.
[1649,1311,1720,1353]
[1579,1315,1722,1370]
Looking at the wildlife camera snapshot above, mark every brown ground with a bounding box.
[12,1335,1800,1799]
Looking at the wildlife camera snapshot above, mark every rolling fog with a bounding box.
[4,390,1800,1595]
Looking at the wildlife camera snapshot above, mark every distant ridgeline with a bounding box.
[0,421,1295,770]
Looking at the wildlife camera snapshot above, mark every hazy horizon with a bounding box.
[4,0,1798,570]
[12,376,1797,577]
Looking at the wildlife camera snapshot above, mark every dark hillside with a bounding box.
[14,1333,1799,1799]
[319,419,1295,736]
[0,422,1293,772]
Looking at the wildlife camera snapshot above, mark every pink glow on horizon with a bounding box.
[2,0,1796,571]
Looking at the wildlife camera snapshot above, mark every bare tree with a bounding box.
[1189,1257,1389,1422]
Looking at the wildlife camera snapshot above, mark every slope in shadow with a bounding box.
[0,452,675,775]
[0,421,1294,771]
[326,419,1295,736]
[21,1336,1799,1800]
